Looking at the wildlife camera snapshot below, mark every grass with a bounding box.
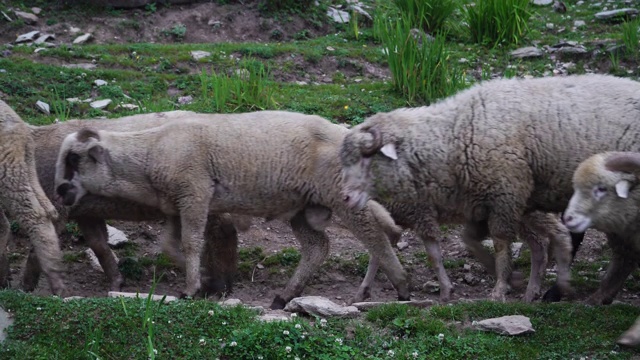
[1,290,639,359]
[464,0,533,47]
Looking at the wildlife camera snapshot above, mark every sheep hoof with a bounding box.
[109,276,125,292]
[270,295,288,310]
[617,332,640,347]
[541,285,563,303]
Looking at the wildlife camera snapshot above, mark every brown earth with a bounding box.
[2,1,638,309]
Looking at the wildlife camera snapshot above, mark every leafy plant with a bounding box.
[393,0,458,34]
[621,17,640,60]
[464,0,532,47]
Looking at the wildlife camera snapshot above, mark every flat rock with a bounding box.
[62,63,96,70]
[34,34,55,44]
[73,33,93,45]
[595,8,639,20]
[284,296,359,318]
[63,296,85,302]
[396,241,409,250]
[13,11,38,25]
[351,299,437,311]
[511,242,523,259]
[178,95,193,105]
[327,7,350,23]
[107,225,128,247]
[69,26,81,34]
[0,307,12,343]
[90,99,112,109]
[532,0,553,5]
[94,79,108,86]
[474,315,535,336]
[220,298,243,306]
[31,7,42,15]
[116,103,139,110]
[15,30,40,43]
[190,50,211,60]
[257,310,291,322]
[36,100,50,114]
[510,46,544,58]
[108,291,177,302]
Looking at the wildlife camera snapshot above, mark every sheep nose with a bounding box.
[343,194,350,203]
[562,214,573,224]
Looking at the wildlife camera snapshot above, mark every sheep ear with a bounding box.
[615,180,631,199]
[88,145,108,164]
[380,143,398,160]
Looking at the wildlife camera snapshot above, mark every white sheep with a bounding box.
[0,100,66,296]
[53,110,409,308]
[563,151,640,346]
[340,74,640,302]
[21,111,247,296]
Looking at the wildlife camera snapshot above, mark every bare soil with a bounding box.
[3,1,638,309]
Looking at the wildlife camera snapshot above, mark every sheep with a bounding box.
[339,73,640,302]
[53,110,410,308]
[22,111,248,296]
[562,151,640,347]
[0,100,66,296]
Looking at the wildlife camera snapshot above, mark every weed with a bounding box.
[263,247,301,267]
[162,23,187,41]
[393,0,458,34]
[65,221,82,237]
[119,257,144,281]
[62,252,85,264]
[622,17,640,60]
[464,0,532,47]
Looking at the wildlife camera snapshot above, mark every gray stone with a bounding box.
[116,103,139,111]
[0,307,13,343]
[257,310,291,322]
[31,7,42,15]
[15,31,40,43]
[13,11,38,25]
[284,296,359,318]
[532,0,553,5]
[94,79,108,87]
[108,291,178,302]
[595,8,639,20]
[463,274,478,285]
[63,296,84,302]
[327,6,350,23]
[34,34,55,44]
[69,26,81,34]
[86,248,118,272]
[481,239,494,249]
[190,50,211,60]
[208,19,222,27]
[36,100,49,114]
[474,315,535,335]
[62,63,96,70]
[574,20,586,27]
[549,42,588,55]
[511,242,523,259]
[510,46,544,59]
[90,99,112,109]
[347,4,372,21]
[396,241,409,250]
[351,299,437,311]
[1,11,12,22]
[34,47,46,53]
[73,33,93,45]
[107,225,128,247]
[178,95,193,105]
[220,298,243,306]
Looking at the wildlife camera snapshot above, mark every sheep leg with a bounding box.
[487,213,519,303]
[200,214,239,298]
[415,216,453,302]
[587,234,637,305]
[542,231,585,302]
[461,221,493,273]
[159,216,185,269]
[26,151,58,221]
[342,209,410,302]
[349,254,380,304]
[0,211,10,288]
[617,316,640,347]
[177,198,211,298]
[521,229,547,303]
[76,218,124,291]
[22,248,42,291]
[270,210,330,310]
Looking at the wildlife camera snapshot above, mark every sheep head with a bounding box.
[339,115,400,211]
[563,152,640,234]
[54,128,113,207]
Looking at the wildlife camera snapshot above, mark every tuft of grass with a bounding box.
[464,0,532,47]
[393,0,458,34]
[621,17,640,60]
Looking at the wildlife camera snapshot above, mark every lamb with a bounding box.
[0,100,66,296]
[53,110,410,308]
[339,73,640,302]
[562,151,640,347]
[22,111,248,296]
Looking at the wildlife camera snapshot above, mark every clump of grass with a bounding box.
[374,15,466,105]
[621,17,640,60]
[161,23,187,41]
[464,0,532,47]
[393,0,458,34]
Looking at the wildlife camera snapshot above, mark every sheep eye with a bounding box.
[592,185,607,200]
[66,153,80,168]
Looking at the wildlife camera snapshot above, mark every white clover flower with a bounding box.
[36,307,42,311]
[290,313,297,318]
[335,338,343,345]
[199,338,206,346]
[222,321,227,325]
[257,357,263,360]
[230,341,237,347]
[153,349,158,355]
[208,310,214,316]
[285,346,292,353]
[437,333,444,342]
[295,324,302,329]
[295,357,300,360]
[283,330,290,335]
[387,350,395,356]
[412,351,419,358]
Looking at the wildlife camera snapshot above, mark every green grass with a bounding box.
[1,291,639,359]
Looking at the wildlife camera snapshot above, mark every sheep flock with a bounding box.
[2,73,640,347]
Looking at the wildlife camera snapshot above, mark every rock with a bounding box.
[73,33,93,45]
[69,26,81,34]
[463,274,478,285]
[547,42,588,55]
[94,79,108,87]
[62,63,96,70]
[107,225,128,247]
[220,298,243,306]
[595,8,639,20]
[90,99,112,109]
[34,34,55,44]
[327,6,350,23]
[1,11,12,22]
[510,46,544,59]
[574,20,586,27]
[396,241,409,250]
[31,7,42,15]
[86,248,119,272]
[15,31,40,44]
[36,100,50,115]
[553,1,567,13]
[284,296,359,318]
[351,299,437,311]
[63,296,84,302]
[473,315,535,336]
[108,291,177,302]
[34,47,47,53]
[0,307,13,343]
[532,0,552,5]
[190,50,211,61]
[208,19,222,27]
[117,103,139,110]
[178,95,193,105]
[511,242,523,259]
[13,11,38,25]
[481,239,494,249]
[257,310,291,322]
[347,3,372,22]
[463,263,472,271]
[66,97,81,103]
[1,50,11,57]
[424,280,440,292]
